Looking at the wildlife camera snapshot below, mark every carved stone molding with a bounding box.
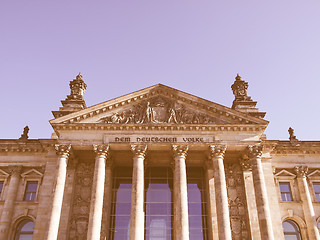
[246,145,263,159]
[209,145,226,158]
[55,144,71,158]
[131,144,147,158]
[8,166,22,177]
[93,144,109,159]
[295,165,308,178]
[172,145,188,159]
[239,157,252,172]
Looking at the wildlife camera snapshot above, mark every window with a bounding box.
[15,219,34,240]
[279,182,293,201]
[187,168,208,240]
[145,167,173,240]
[109,168,132,240]
[24,181,38,201]
[282,220,301,240]
[0,181,4,197]
[313,182,320,202]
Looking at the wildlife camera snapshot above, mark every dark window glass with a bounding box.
[0,181,4,196]
[282,220,301,240]
[15,220,34,240]
[187,168,208,240]
[313,183,320,202]
[109,168,132,240]
[279,182,293,201]
[24,182,38,201]
[145,167,173,240]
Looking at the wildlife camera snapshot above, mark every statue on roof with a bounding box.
[19,126,29,140]
[288,127,298,141]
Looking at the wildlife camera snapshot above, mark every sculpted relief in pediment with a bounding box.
[98,96,226,125]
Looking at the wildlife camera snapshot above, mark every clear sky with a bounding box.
[1,1,320,140]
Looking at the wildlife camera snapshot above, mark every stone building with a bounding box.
[0,73,319,240]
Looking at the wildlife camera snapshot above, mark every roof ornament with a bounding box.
[76,72,83,80]
[231,74,251,102]
[19,126,29,140]
[288,127,298,141]
[67,72,87,100]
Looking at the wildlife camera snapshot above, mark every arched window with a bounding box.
[282,220,301,240]
[15,219,34,240]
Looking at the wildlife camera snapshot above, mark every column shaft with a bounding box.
[87,145,109,240]
[172,145,189,240]
[210,145,232,240]
[248,145,274,240]
[45,144,71,240]
[0,166,21,239]
[295,166,320,240]
[130,145,147,240]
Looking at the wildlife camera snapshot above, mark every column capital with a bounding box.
[209,144,226,158]
[295,165,308,178]
[93,144,110,159]
[172,145,188,159]
[240,157,252,171]
[55,144,71,158]
[8,166,22,177]
[246,145,263,159]
[131,144,147,158]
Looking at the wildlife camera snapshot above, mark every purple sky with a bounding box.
[1,1,320,140]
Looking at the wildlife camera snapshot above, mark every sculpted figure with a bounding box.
[168,107,178,123]
[146,102,154,123]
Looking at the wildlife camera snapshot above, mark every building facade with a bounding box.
[0,73,319,240]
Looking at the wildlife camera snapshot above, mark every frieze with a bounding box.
[104,135,214,143]
[98,96,225,125]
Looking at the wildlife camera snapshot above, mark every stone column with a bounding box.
[0,166,22,239]
[172,145,190,240]
[87,145,109,240]
[209,145,232,240]
[247,145,274,240]
[45,144,71,240]
[130,144,147,240]
[295,166,320,240]
[240,157,261,240]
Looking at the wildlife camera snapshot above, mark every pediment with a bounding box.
[0,169,9,178]
[21,169,43,178]
[50,84,268,127]
[275,169,296,178]
[308,170,320,179]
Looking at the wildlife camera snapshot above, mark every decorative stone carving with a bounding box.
[288,127,298,141]
[209,144,226,158]
[99,96,222,124]
[19,126,29,140]
[131,144,147,158]
[8,166,22,177]
[246,145,263,159]
[231,74,251,102]
[93,144,109,158]
[55,144,71,158]
[172,145,188,159]
[66,72,87,101]
[225,163,251,240]
[239,157,252,171]
[68,162,94,240]
[295,165,308,178]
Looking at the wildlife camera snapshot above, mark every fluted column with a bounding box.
[130,144,147,240]
[209,145,232,240]
[247,145,274,240]
[87,145,109,240]
[0,166,22,239]
[295,166,320,240]
[172,145,190,240]
[45,144,71,240]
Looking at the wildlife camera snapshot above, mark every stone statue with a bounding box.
[288,127,298,141]
[19,126,29,140]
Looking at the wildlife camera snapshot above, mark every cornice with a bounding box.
[51,123,267,132]
[0,139,56,153]
[264,140,320,155]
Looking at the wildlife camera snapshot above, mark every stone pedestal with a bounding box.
[87,145,109,240]
[247,145,274,240]
[130,145,147,240]
[295,166,320,240]
[172,145,190,240]
[209,145,232,240]
[0,166,21,239]
[45,144,71,240]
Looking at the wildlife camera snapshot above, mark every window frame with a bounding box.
[23,181,39,201]
[20,169,43,202]
[307,170,320,203]
[14,219,35,240]
[274,169,297,202]
[279,182,294,202]
[282,219,302,240]
[0,169,10,201]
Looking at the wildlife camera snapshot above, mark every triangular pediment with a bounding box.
[50,84,268,127]
[275,169,296,178]
[0,169,9,178]
[308,170,320,179]
[21,169,43,178]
